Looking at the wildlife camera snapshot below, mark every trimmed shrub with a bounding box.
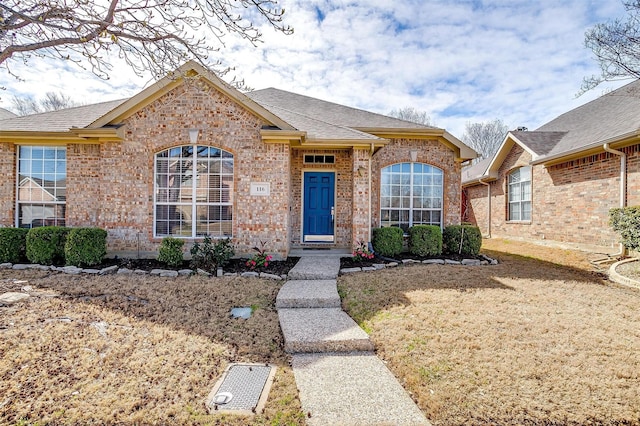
[190,236,235,275]
[26,226,70,265]
[158,237,185,268]
[409,225,442,256]
[443,225,482,256]
[372,226,404,257]
[0,228,29,263]
[610,206,640,251]
[65,228,107,267]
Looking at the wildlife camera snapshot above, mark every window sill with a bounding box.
[506,220,532,225]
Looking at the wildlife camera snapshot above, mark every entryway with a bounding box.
[303,172,335,243]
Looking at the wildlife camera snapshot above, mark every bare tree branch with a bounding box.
[461,118,509,163]
[0,0,293,82]
[388,106,433,126]
[11,91,78,115]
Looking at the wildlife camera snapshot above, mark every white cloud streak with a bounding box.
[0,0,630,138]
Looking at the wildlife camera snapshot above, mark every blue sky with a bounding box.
[0,0,632,139]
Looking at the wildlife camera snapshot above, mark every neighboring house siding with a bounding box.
[371,138,461,228]
[466,143,640,248]
[0,143,16,226]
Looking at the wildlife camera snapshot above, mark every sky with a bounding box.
[0,0,632,139]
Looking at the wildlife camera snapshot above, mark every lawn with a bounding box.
[2,239,639,425]
[0,272,305,425]
[339,239,640,425]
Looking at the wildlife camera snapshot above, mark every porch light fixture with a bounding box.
[188,128,200,144]
[410,150,418,162]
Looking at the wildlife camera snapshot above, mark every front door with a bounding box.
[303,172,335,242]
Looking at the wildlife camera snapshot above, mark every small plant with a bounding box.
[443,225,482,256]
[157,237,185,268]
[372,226,404,257]
[0,228,29,263]
[352,240,374,262]
[190,236,235,275]
[65,227,107,267]
[610,206,640,251]
[409,225,442,256]
[246,240,273,270]
[26,226,70,265]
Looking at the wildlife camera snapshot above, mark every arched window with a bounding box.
[508,166,531,221]
[154,145,233,237]
[380,163,443,232]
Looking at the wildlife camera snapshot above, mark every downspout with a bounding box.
[478,178,491,238]
[603,143,627,256]
[368,143,374,242]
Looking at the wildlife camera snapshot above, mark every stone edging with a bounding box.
[339,255,498,275]
[0,262,287,281]
[608,258,640,290]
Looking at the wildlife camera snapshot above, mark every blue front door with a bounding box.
[303,172,335,242]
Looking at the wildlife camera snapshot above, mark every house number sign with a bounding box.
[250,182,270,196]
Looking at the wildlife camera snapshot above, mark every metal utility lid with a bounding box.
[206,363,276,415]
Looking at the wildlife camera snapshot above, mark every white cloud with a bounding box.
[0,0,630,138]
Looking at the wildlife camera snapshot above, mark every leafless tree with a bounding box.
[388,106,433,126]
[11,91,77,115]
[461,118,509,162]
[582,0,640,93]
[0,0,293,82]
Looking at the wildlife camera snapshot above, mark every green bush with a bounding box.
[0,228,29,263]
[26,226,70,265]
[65,228,107,267]
[190,236,235,275]
[610,206,640,251]
[443,225,482,256]
[372,226,404,257]
[409,225,442,256]
[158,237,185,268]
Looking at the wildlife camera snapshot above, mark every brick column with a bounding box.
[0,143,15,226]
[351,148,370,250]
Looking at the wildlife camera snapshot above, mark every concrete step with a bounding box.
[276,280,341,309]
[278,308,374,353]
[287,257,341,280]
[292,352,431,425]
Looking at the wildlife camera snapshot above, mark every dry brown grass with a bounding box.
[0,271,305,426]
[339,238,640,425]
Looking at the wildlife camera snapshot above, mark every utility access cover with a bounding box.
[206,363,276,415]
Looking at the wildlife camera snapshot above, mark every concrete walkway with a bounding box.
[277,256,431,426]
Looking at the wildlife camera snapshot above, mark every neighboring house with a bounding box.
[0,108,17,120]
[0,61,476,258]
[463,79,640,250]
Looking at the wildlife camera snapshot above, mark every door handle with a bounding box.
[331,206,335,223]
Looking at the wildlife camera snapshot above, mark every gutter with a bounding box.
[478,177,491,238]
[603,143,627,256]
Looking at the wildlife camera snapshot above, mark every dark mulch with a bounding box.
[340,252,486,269]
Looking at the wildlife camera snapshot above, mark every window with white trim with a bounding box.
[508,166,531,221]
[17,146,66,228]
[154,145,233,237]
[380,163,443,232]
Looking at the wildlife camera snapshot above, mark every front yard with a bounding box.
[1,239,639,425]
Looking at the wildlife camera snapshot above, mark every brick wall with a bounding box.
[465,143,640,248]
[0,143,15,226]
[371,138,462,228]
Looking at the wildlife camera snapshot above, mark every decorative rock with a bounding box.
[361,267,377,272]
[134,269,148,274]
[217,268,224,277]
[462,259,482,266]
[423,259,445,265]
[444,259,461,265]
[21,285,33,292]
[340,267,361,274]
[386,262,398,268]
[0,292,30,305]
[12,264,30,270]
[159,270,179,277]
[197,268,211,276]
[260,272,283,280]
[0,263,12,269]
[62,266,82,274]
[224,272,238,277]
[402,259,419,264]
[241,271,259,278]
[117,268,133,274]
[372,263,386,270]
[30,264,50,271]
[99,265,118,275]
[82,269,100,274]
[178,269,192,276]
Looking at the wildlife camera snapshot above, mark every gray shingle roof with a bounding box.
[247,88,434,130]
[0,108,17,120]
[0,99,127,132]
[511,131,568,157]
[462,157,492,184]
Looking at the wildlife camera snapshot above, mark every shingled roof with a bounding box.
[0,108,17,120]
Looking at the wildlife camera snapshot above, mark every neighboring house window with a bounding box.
[380,163,443,232]
[17,146,66,228]
[154,145,233,238]
[508,166,532,221]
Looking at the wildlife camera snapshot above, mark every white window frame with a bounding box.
[380,162,443,232]
[508,166,532,222]
[16,146,67,228]
[154,145,233,238]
